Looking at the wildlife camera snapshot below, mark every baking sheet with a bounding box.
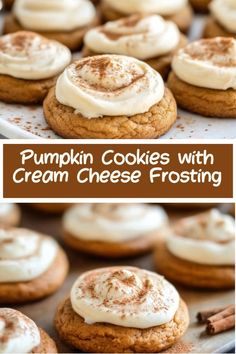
[8,204,235,353]
[0,14,235,140]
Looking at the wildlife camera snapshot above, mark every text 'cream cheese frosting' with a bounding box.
[210,0,236,34]
[84,15,180,60]
[167,209,235,265]
[103,0,187,16]
[172,37,236,90]
[13,0,96,32]
[0,32,71,80]
[0,228,58,282]
[0,308,40,354]
[71,266,179,328]
[56,54,165,118]
[63,203,168,242]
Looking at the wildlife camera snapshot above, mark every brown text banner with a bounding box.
[3,143,233,198]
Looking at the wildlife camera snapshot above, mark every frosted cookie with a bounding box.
[55,266,189,353]
[83,15,188,79]
[167,37,236,118]
[0,31,71,104]
[155,209,235,289]
[63,203,168,258]
[3,0,99,51]
[0,203,21,227]
[43,55,177,139]
[0,227,69,303]
[0,308,57,353]
[190,0,211,12]
[204,0,236,38]
[100,0,193,33]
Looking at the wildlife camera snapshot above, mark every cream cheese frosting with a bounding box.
[71,266,180,328]
[0,308,40,354]
[63,203,168,242]
[172,37,236,90]
[167,209,235,265]
[0,32,71,80]
[13,0,96,32]
[84,15,180,60]
[0,204,16,216]
[0,228,58,282]
[56,54,165,118]
[210,0,236,34]
[103,0,188,16]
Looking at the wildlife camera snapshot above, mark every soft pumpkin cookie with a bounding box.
[168,37,236,118]
[55,267,189,353]
[155,209,235,289]
[44,55,177,139]
[0,31,71,104]
[0,308,57,353]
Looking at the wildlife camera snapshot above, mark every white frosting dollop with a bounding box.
[103,0,187,16]
[0,204,16,217]
[167,209,235,265]
[63,203,168,242]
[210,0,236,34]
[13,0,96,32]
[84,15,180,60]
[0,308,40,354]
[172,37,236,90]
[0,228,58,282]
[56,55,165,118]
[0,32,71,80]
[71,266,180,328]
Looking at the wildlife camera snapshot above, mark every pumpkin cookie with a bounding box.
[44,55,177,139]
[155,209,235,289]
[204,0,236,38]
[0,308,57,353]
[0,227,69,304]
[0,203,21,227]
[3,0,99,51]
[83,14,188,79]
[190,0,211,12]
[0,31,71,104]
[55,266,189,353]
[168,37,236,118]
[100,0,193,33]
[63,203,168,258]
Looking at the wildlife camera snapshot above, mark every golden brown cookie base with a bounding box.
[32,328,57,353]
[43,87,177,139]
[55,298,189,353]
[190,0,211,13]
[64,230,164,258]
[3,14,100,51]
[0,247,69,304]
[167,72,236,118]
[155,240,235,289]
[203,17,236,39]
[82,34,188,80]
[31,203,72,214]
[0,73,57,104]
[100,3,193,33]
[0,204,21,227]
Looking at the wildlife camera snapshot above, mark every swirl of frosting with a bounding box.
[103,0,187,16]
[84,15,180,60]
[172,37,236,90]
[0,32,71,80]
[0,308,40,354]
[56,55,164,118]
[167,209,235,265]
[13,0,96,32]
[210,0,236,34]
[71,266,179,328]
[0,228,58,282]
[63,203,168,242]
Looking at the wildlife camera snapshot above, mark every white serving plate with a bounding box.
[0,14,235,139]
